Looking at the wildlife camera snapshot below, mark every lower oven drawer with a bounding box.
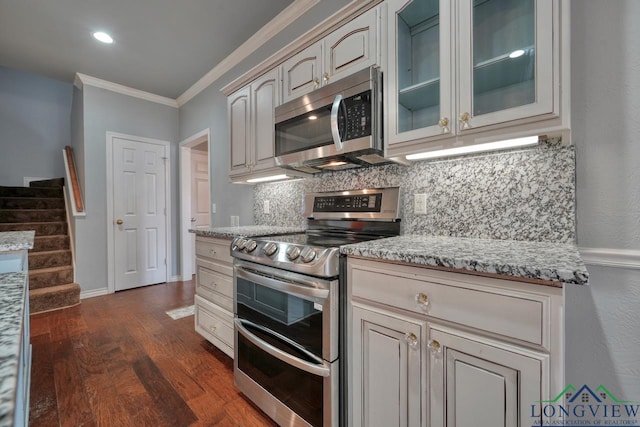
[235,319,337,427]
[195,295,234,357]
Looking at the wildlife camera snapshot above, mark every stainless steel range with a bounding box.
[231,187,401,427]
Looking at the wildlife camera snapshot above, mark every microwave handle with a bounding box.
[330,94,344,151]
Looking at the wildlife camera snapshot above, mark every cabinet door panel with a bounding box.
[457,0,554,130]
[228,86,251,175]
[352,305,424,427]
[324,7,379,84]
[386,0,454,146]
[281,42,322,103]
[251,69,278,170]
[428,324,544,427]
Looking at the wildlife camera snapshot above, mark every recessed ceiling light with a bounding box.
[93,31,114,44]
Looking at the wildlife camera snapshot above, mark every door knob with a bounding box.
[116,219,123,225]
[190,217,197,223]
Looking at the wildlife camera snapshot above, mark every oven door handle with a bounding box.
[235,319,331,377]
[235,266,329,300]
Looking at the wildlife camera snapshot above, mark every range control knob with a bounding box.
[245,240,257,252]
[235,238,247,250]
[286,246,301,261]
[300,247,316,263]
[264,242,278,256]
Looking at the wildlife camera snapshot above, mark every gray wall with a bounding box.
[179,0,351,227]
[0,66,72,185]
[75,85,179,292]
[567,0,640,398]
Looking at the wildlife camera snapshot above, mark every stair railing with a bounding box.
[63,146,85,217]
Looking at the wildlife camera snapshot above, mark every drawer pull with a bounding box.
[415,292,430,311]
[208,324,218,332]
[428,339,441,354]
[404,333,419,349]
[209,248,217,256]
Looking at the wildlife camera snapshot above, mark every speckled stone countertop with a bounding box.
[341,235,589,286]
[189,225,305,240]
[0,231,34,252]
[0,272,28,427]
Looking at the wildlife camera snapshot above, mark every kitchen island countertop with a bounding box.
[189,225,305,240]
[341,235,589,286]
[0,272,28,427]
[0,231,35,252]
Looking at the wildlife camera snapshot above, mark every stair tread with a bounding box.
[29,249,71,255]
[29,265,74,275]
[30,282,80,295]
[0,208,65,212]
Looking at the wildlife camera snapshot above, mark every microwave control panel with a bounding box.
[339,91,372,141]
[313,192,382,212]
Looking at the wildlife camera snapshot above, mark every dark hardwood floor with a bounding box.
[29,279,277,427]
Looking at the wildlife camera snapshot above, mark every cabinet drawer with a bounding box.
[195,237,233,264]
[350,263,547,347]
[196,265,233,312]
[195,295,234,353]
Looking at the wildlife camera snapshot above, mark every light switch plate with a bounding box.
[264,200,270,214]
[211,203,216,213]
[414,193,427,214]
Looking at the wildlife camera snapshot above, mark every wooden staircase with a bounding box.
[0,179,81,313]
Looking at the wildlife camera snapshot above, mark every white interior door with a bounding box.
[112,136,167,291]
[190,149,210,272]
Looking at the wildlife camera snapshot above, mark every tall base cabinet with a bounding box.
[348,258,564,427]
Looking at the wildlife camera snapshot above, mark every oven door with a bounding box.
[233,260,339,427]
[234,261,338,361]
[234,319,338,427]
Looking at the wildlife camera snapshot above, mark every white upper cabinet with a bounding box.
[386,0,564,156]
[457,0,554,131]
[281,42,323,104]
[386,0,454,145]
[228,86,251,176]
[323,7,381,85]
[228,68,280,179]
[281,5,382,104]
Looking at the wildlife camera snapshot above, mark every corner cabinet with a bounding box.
[281,5,383,104]
[385,0,567,156]
[228,68,280,180]
[348,258,565,427]
[194,236,235,358]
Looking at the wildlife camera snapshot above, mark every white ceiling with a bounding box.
[0,0,293,99]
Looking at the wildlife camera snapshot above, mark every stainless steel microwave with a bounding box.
[275,66,388,174]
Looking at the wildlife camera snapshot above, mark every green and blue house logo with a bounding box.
[531,384,639,426]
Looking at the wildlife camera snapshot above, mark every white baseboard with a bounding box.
[80,287,110,299]
[579,247,640,270]
[169,275,182,283]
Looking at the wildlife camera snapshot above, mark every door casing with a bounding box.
[179,128,211,280]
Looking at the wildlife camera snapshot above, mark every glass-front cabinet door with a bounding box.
[386,0,453,147]
[457,0,554,132]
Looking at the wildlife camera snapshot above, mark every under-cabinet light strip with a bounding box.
[246,174,290,183]
[405,136,540,161]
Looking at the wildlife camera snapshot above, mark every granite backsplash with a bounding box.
[254,140,576,243]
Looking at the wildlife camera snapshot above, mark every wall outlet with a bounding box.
[264,200,270,214]
[230,215,240,227]
[414,193,427,214]
[211,203,216,214]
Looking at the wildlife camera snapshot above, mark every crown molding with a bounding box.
[220,0,380,96]
[579,247,640,270]
[176,0,321,106]
[74,73,179,108]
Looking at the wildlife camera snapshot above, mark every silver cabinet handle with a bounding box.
[330,94,344,151]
